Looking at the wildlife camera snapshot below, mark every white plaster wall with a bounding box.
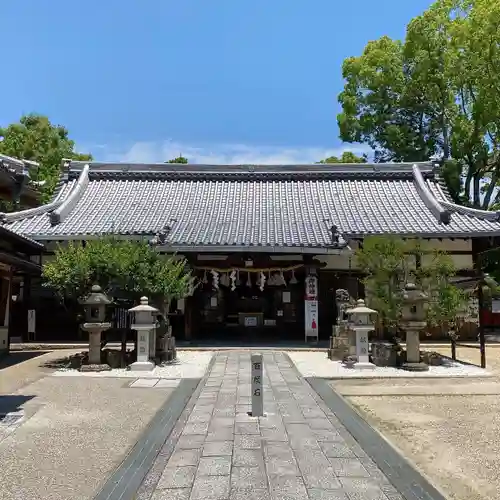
[317,239,473,271]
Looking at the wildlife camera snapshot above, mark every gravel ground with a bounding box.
[0,375,175,500]
[287,351,491,378]
[329,346,500,500]
[349,393,500,500]
[52,350,214,379]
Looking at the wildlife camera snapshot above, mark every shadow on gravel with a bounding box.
[0,395,35,415]
[0,351,49,370]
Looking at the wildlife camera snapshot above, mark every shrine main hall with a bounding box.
[2,159,499,343]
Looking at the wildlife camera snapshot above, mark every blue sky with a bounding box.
[1,0,433,164]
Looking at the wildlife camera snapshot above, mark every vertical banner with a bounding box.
[304,274,319,341]
[305,300,319,339]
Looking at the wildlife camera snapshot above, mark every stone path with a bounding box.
[139,352,409,500]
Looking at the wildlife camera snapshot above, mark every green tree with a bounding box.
[318,151,367,164]
[0,114,92,201]
[42,238,194,307]
[337,0,500,208]
[42,238,195,363]
[166,156,188,164]
[356,236,465,339]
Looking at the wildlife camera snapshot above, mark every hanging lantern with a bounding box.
[289,269,298,285]
[202,270,208,284]
[235,270,241,286]
[246,272,252,287]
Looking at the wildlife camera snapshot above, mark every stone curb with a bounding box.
[307,377,449,500]
[92,377,201,500]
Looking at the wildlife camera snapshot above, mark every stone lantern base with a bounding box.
[129,360,155,372]
[402,361,429,372]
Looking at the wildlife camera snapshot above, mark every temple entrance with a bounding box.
[191,265,306,343]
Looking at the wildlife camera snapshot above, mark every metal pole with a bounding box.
[478,283,486,369]
[251,353,264,417]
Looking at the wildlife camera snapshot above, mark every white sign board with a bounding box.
[305,276,318,300]
[244,316,258,327]
[251,353,263,417]
[305,300,319,340]
[492,299,500,313]
[27,309,36,334]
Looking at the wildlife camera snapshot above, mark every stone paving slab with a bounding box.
[129,378,180,388]
[138,352,427,500]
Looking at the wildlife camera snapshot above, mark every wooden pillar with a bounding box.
[184,296,192,341]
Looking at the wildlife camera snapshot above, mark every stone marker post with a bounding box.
[251,353,264,417]
[345,299,377,370]
[129,297,158,372]
[401,283,429,372]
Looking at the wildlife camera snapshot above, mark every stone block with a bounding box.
[203,441,234,457]
[156,466,197,489]
[371,342,399,367]
[234,435,262,449]
[232,449,263,467]
[80,363,111,372]
[191,475,230,500]
[230,466,267,489]
[197,456,232,476]
[168,448,202,466]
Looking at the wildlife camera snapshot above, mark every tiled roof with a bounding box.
[2,160,500,251]
[0,225,44,249]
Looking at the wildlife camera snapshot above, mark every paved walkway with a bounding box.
[137,352,409,500]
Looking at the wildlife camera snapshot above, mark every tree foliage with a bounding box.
[166,156,188,164]
[338,0,500,208]
[42,239,195,309]
[318,151,367,164]
[0,114,92,201]
[356,236,465,336]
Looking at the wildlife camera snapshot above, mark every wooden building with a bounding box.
[2,159,498,343]
[0,155,44,354]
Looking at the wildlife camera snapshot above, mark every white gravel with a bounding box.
[288,351,492,378]
[52,351,214,379]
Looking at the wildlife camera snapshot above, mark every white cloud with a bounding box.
[100,140,372,165]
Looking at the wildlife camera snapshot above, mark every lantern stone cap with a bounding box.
[80,284,112,305]
[128,296,159,313]
[403,282,427,300]
[345,299,377,315]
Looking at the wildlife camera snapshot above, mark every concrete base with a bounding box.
[129,361,155,372]
[402,361,429,372]
[354,361,376,370]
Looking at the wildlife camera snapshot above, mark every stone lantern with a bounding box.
[401,282,429,372]
[129,296,158,371]
[329,289,351,359]
[80,284,112,368]
[345,299,377,369]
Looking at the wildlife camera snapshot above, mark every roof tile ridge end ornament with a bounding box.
[412,164,451,224]
[438,194,500,222]
[50,164,90,226]
[0,174,70,224]
[430,162,500,221]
